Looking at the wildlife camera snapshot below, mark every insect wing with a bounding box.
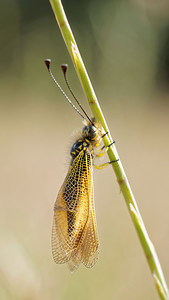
[52,150,99,271]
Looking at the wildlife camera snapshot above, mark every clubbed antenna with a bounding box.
[61,64,95,127]
[44,59,86,121]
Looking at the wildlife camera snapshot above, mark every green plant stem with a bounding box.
[48,0,169,298]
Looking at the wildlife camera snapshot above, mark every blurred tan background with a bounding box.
[1,0,169,299]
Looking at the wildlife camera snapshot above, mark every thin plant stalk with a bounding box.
[48,0,169,298]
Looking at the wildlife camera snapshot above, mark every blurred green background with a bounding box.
[1,0,169,299]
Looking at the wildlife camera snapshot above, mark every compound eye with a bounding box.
[70,143,77,158]
[82,125,97,140]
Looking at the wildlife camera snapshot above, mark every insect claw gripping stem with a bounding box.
[94,159,119,170]
[100,141,115,151]
[101,131,108,138]
[96,141,115,158]
[108,141,115,147]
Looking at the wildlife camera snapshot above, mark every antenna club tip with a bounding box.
[61,64,68,75]
[45,59,51,70]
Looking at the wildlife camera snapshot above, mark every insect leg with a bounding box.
[101,131,108,138]
[95,132,108,148]
[96,141,115,158]
[94,159,119,170]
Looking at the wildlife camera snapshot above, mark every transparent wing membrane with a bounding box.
[52,150,99,271]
